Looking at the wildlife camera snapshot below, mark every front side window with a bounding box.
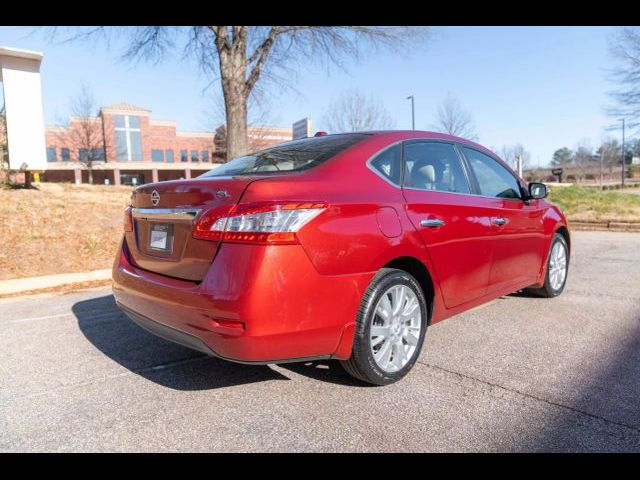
[201,134,367,178]
[462,147,521,199]
[370,144,401,185]
[46,147,57,162]
[403,142,470,194]
[114,115,142,161]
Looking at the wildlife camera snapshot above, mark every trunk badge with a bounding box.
[216,190,230,199]
[151,190,160,206]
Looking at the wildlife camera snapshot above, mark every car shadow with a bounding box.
[529,313,640,452]
[279,360,371,387]
[72,294,364,390]
[73,295,290,391]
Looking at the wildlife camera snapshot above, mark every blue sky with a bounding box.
[0,26,621,166]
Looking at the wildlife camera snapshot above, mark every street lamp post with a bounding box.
[621,118,626,187]
[406,95,415,130]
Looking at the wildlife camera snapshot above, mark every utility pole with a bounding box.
[600,149,604,190]
[621,118,626,187]
[406,95,415,130]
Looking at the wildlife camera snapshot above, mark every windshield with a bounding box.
[200,134,367,177]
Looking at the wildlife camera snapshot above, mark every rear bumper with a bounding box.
[118,302,331,364]
[112,238,373,363]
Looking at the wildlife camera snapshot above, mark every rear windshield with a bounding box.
[200,134,367,177]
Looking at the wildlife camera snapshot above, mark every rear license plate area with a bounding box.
[149,223,174,254]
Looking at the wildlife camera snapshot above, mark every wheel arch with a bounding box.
[383,256,435,325]
[555,225,571,255]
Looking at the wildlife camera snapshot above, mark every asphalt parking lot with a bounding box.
[1,230,639,452]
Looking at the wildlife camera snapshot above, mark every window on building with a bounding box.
[191,150,199,162]
[46,147,57,162]
[61,148,71,162]
[79,148,104,162]
[180,150,188,162]
[91,148,105,161]
[201,150,209,163]
[114,114,143,161]
[165,150,174,163]
[151,149,164,162]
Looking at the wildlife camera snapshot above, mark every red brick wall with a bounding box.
[43,106,292,180]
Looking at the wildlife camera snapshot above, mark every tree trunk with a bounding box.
[223,85,248,160]
[88,169,93,184]
[218,33,249,161]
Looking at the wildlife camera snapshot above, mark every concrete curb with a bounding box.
[0,269,111,295]
[569,221,640,232]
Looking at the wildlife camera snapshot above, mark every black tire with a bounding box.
[340,268,428,386]
[525,233,569,298]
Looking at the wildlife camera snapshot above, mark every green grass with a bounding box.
[548,185,640,223]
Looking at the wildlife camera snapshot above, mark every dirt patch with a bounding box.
[0,183,132,280]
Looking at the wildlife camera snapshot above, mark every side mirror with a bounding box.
[528,182,548,199]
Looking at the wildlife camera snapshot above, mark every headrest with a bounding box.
[411,164,436,187]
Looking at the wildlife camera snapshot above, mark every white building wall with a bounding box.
[0,47,47,170]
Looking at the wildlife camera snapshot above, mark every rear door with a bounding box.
[401,141,494,308]
[459,146,546,292]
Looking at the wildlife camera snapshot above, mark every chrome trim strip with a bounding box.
[131,207,202,221]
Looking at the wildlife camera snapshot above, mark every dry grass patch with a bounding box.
[548,185,640,223]
[0,182,133,280]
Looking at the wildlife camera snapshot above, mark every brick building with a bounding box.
[42,103,293,185]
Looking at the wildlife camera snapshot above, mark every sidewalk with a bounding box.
[0,269,111,296]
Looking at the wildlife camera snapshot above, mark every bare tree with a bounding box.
[608,27,640,131]
[50,26,428,160]
[596,137,621,175]
[433,94,478,140]
[573,142,595,182]
[0,102,8,183]
[321,89,395,133]
[59,85,105,184]
[500,144,531,171]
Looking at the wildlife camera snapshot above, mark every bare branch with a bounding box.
[433,94,478,140]
[607,26,640,132]
[321,89,395,133]
[43,26,429,159]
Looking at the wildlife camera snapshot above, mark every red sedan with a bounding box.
[112,131,569,385]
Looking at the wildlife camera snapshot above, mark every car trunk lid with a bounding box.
[126,177,254,281]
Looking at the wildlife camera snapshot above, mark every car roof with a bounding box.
[332,130,501,160]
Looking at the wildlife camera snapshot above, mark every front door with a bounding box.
[401,141,494,309]
[460,146,547,292]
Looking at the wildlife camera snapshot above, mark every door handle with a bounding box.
[492,217,508,226]
[420,219,445,228]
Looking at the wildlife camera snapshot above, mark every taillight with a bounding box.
[124,206,134,232]
[193,202,327,245]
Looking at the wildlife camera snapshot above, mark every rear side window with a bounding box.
[370,144,401,185]
[201,134,367,177]
[403,142,470,194]
[462,147,521,199]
